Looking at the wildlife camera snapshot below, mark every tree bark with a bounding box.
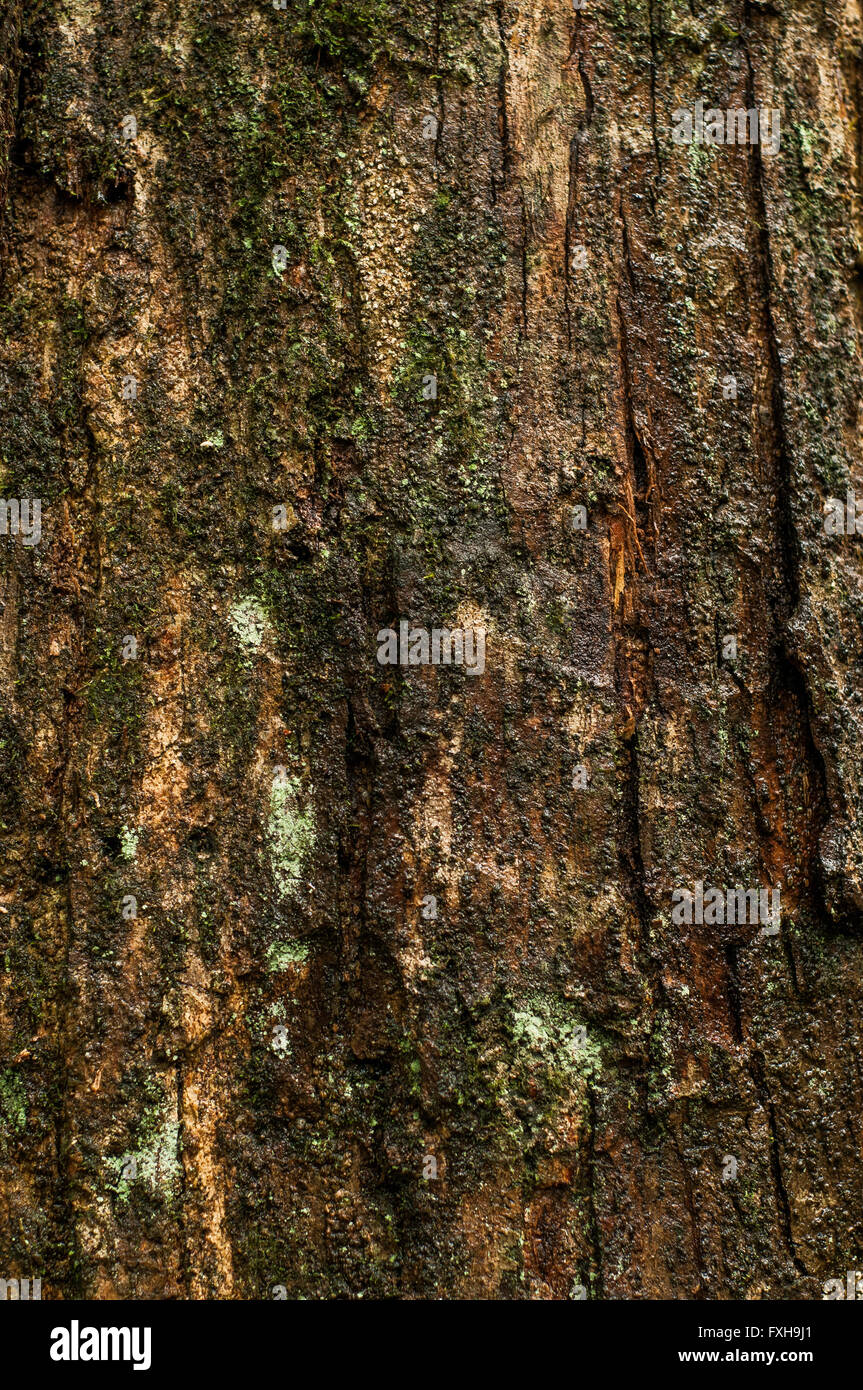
[1,0,863,1300]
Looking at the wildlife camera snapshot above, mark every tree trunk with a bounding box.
[1,0,863,1301]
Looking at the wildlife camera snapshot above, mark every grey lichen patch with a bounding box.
[267,775,316,900]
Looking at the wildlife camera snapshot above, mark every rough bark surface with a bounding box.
[1,0,863,1300]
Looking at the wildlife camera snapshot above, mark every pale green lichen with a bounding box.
[512,995,601,1081]
[267,939,310,971]
[0,1071,26,1132]
[107,1114,181,1204]
[796,123,816,158]
[267,777,315,899]
[120,825,138,861]
[229,597,269,658]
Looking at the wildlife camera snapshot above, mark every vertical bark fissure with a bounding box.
[741,6,837,950]
[564,135,580,351]
[495,1,510,185]
[677,1134,706,1297]
[586,1082,604,1299]
[749,1048,808,1276]
[741,22,798,613]
[646,0,664,177]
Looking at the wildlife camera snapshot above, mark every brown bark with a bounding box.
[1,0,863,1300]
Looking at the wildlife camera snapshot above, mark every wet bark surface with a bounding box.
[1,0,863,1300]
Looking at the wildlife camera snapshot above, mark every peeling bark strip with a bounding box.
[1,0,863,1303]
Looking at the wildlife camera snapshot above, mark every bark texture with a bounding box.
[1,0,863,1300]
